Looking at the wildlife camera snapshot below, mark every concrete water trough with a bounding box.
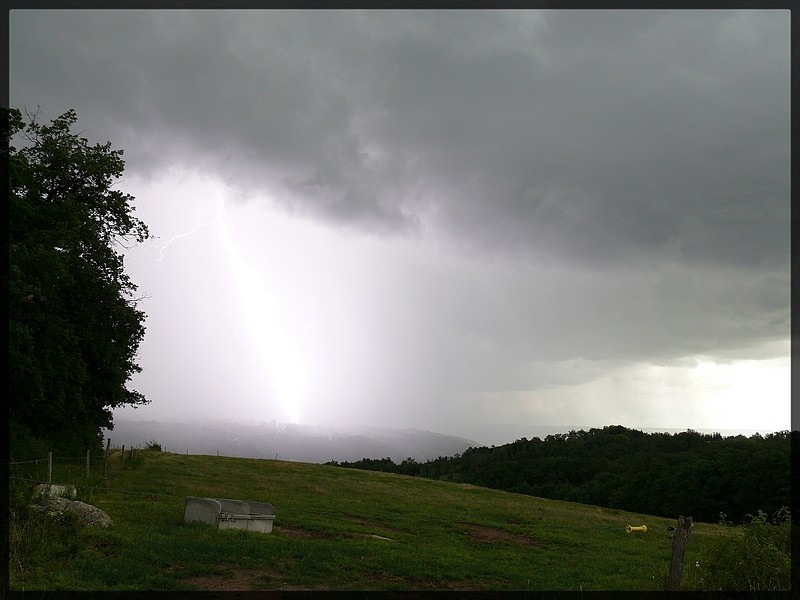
[184,497,275,533]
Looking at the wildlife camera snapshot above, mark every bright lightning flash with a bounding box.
[213,190,306,424]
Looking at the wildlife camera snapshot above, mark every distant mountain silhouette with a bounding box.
[103,419,479,463]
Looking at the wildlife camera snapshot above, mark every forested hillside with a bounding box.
[328,426,792,524]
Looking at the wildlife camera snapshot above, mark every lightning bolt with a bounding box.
[129,178,307,425]
[213,188,307,425]
[154,221,216,263]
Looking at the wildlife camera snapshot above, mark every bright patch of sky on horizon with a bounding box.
[9,9,792,446]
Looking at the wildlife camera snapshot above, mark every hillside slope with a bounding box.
[10,448,747,591]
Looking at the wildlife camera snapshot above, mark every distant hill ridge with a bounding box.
[103,419,478,464]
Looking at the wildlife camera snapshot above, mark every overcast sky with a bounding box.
[9,9,792,446]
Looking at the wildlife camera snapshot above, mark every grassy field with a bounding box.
[9,449,736,591]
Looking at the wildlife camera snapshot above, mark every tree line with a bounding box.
[327,425,792,524]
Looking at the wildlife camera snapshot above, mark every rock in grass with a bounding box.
[32,498,113,529]
[33,483,77,500]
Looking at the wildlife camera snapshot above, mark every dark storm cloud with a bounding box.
[10,10,422,233]
[10,9,789,271]
[9,7,790,423]
[381,256,789,396]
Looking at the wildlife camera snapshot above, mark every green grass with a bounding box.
[8,449,744,591]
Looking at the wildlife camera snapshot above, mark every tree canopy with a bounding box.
[7,108,151,456]
[329,426,792,524]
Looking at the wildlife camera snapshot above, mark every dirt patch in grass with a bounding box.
[182,563,329,591]
[459,522,546,547]
[273,524,331,539]
[186,568,478,591]
[364,572,485,590]
[344,514,373,526]
[184,567,267,591]
[344,514,400,532]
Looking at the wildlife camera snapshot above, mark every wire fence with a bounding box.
[8,441,145,488]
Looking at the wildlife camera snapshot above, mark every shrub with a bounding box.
[685,507,791,591]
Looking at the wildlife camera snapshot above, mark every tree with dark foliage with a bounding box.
[7,108,151,456]
[329,426,791,524]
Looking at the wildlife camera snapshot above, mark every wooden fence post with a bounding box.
[667,515,693,591]
[48,451,53,483]
[121,444,125,465]
[86,449,91,479]
[104,438,111,478]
